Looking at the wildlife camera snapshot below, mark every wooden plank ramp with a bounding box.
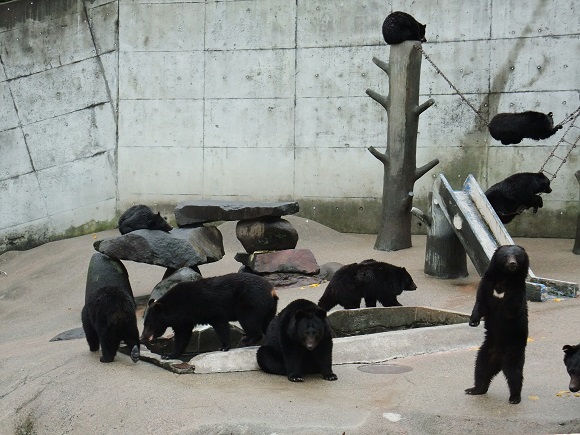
[432,173,578,302]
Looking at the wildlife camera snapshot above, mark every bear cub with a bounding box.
[118,204,173,235]
[82,285,140,363]
[563,343,580,393]
[257,298,337,382]
[489,111,562,145]
[485,172,552,224]
[141,273,278,359]
[382,11,427,45]
[318,259,417,311]
[466,245,529,404]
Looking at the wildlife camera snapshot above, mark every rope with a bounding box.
[413,44,489,126]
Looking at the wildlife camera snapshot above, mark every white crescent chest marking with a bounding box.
[493,289,505,299]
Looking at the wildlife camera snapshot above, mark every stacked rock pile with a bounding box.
[175,200,324,287]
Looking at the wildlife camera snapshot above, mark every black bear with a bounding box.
[382,11,427,45]
[118,204,173,235]
[318,259,417,311]
[257,298,337,382]
[465,245,529,404]
[563,343,580,393]
[81,285,140,363]
[485,172,552,224]
[141,273,278,359]
[488,111,562,145]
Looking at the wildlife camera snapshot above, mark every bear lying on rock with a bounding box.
[485,172,552,224]
[141,273,278,359]
[118,204,173,235]
[466,245,529,404]
[257,298,337,382]
[318,259,417,311]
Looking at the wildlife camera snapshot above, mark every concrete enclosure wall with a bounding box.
[1,0,579,253]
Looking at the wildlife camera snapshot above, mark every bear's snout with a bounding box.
[569,377,580,393]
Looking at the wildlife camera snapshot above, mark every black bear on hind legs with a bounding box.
[465,245,529,404]
[489,111,562,145]
[382,11,427,45]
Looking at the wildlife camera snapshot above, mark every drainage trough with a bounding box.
[131,306,482,374]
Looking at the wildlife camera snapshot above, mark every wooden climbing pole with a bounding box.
[366,41,439,251]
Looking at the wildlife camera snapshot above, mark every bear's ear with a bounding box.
[315,308,327,320]
[563,345,576,355]
[148,299,156,307]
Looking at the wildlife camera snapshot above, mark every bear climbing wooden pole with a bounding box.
[366,41,438,251]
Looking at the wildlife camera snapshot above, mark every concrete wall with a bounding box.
[1,0,579,253]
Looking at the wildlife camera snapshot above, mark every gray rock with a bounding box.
[50,327,85,341]
[320,262,344,281]
[85,252,133,304]
[236,217,298,253]
[235,249,320,275]
[175,200,299,226]
[93,227,224,269]
[144,267,202,317]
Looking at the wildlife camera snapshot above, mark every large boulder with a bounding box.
[93,227,224,269]
[236,217,298,254]
[85,252,133,303]
[174,200,299,226]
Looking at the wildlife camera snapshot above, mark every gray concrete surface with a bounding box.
[1,216,579,434]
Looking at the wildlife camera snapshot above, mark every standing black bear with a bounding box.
[382,11,427,45]
[118,204,173,235]
[485,172,552,224]
[318,259,417,311]
[257,298,337,382]
[465,245,529,404]
[82,285,140,363]
[563,343,580,392]
[141,273,278,359]
[488,111,562,145]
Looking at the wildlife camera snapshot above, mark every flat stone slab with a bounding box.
[235,249,320,274]
[175,200,299,226]
[93,227,224,269]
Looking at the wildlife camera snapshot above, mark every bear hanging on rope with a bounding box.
[382,11,427,45]
[488,111,562,145]
[485,172,552,224]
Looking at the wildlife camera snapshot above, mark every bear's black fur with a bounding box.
[485,172,552,224]
[563,343,580,392]
[257,298,337,382]
[318,259,417,311]
[382,11,427,45]
[489,111,562,145]
[118,204,173,235]
[141,273,278,359]
[81,285,140,363]
[466,245,529,404]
